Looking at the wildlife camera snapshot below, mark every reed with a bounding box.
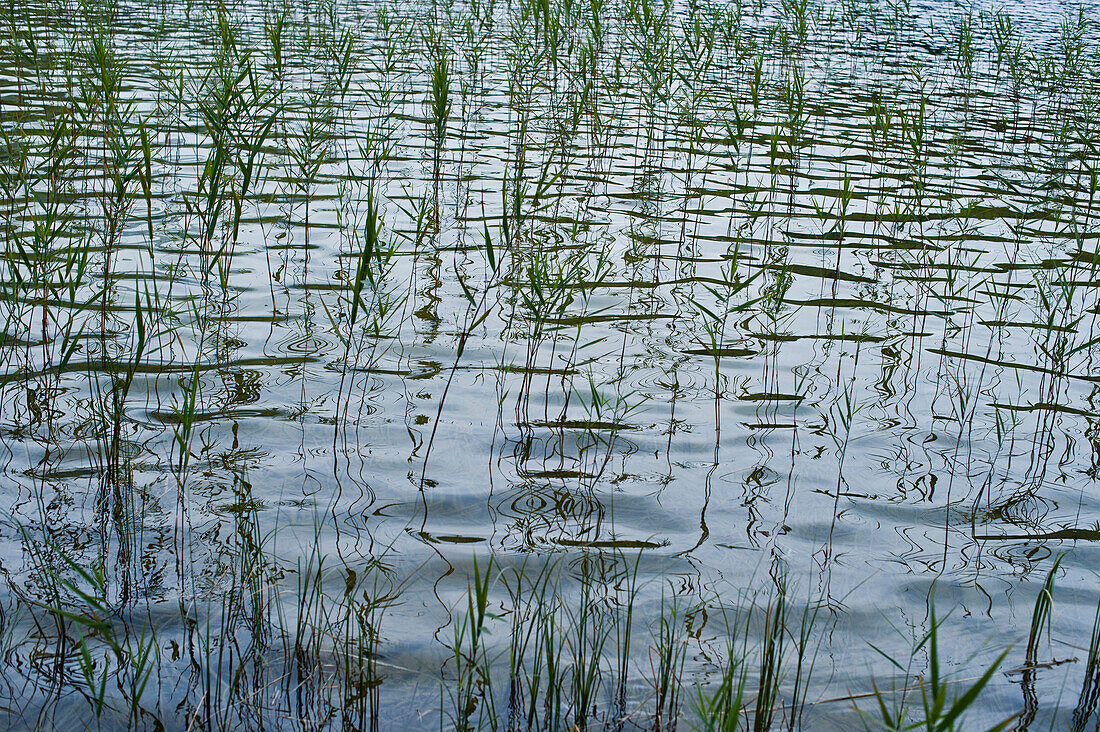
[0,0,1097,729]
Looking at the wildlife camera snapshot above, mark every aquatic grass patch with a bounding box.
[0,0,1100,727]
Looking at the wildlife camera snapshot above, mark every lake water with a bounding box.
[1,0,1099,727]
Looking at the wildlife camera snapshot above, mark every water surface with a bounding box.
[1,0,1100,727]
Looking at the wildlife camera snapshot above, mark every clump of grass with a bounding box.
[862,607,1014,732]
[432,556,837,731]
[447,556,497,731]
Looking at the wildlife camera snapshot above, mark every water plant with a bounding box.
[0,0,1098,728]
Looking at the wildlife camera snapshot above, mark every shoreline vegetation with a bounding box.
[1,0,1099,727]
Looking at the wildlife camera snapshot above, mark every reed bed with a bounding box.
[0,0,1099,727]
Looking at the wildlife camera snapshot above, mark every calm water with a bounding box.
[1,0,1100,727]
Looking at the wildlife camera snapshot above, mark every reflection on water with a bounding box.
[1,0,1100,726]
